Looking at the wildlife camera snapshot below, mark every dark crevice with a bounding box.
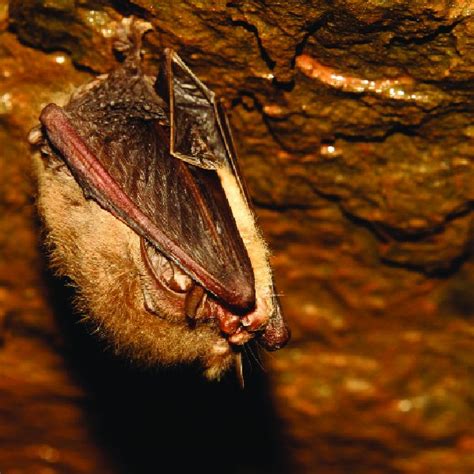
[341,203,474,277]
[290,13,330,68]
[435,80,474,93]
[254,176,474,277]
[381,247,471,279]
[238,81,446,154]
[388,19,463,46]
[275,122,421,155]
[334,122,421,144]
[110,0,154,22]
[235,89,305,151]
[228,19,276,71]
[233,90,260,113]
[341,198,474,243]
[236,88,423,153]
[241,90,301,151]
[271,77,295,92]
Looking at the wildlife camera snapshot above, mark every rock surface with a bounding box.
[1,0,474,472]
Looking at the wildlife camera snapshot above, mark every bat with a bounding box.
[29,17,289,381]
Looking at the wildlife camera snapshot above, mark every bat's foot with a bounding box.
[28,125,62,165]
[114,16,153,56]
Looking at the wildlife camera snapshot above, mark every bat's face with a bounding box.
[30,17,289,380]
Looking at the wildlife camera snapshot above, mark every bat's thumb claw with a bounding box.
[28,126,43,145]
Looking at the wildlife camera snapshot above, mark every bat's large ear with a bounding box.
[165,49,229,170]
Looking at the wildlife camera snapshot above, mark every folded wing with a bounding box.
[40,54,255,311]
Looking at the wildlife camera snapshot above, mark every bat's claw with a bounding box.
[184,285,205,320]
[240,296,270,331]
[28,126,43,145]
[28,126,55,158]
[114,16,153,56]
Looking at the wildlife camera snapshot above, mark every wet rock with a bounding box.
[3,1,474,472]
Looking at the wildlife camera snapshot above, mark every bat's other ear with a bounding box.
[114,16,153,57]
[165,50,231,170]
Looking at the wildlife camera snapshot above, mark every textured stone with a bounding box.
[2,0,474,472]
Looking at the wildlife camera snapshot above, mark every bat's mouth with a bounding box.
[139,237,263,346]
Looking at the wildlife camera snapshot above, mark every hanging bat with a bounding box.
[29,18,289,381]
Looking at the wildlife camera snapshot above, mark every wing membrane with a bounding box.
[40,57,255,310]
[167,50,253,204]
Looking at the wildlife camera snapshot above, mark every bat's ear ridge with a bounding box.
[114,16,153,57]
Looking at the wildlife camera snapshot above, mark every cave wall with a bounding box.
[1,1,474,472]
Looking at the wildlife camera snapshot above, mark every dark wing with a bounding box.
[165,50,252,203]
[164,50,290,349]
[40,56,255,311]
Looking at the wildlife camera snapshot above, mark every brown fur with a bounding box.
[33,153,235,380]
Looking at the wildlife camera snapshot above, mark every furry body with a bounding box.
[30,18,289,379]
